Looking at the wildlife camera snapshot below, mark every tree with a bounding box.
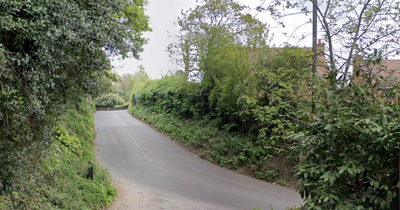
[130,65,150,105]
[169,0,269,81]
[295,72,400,209]
[238,47,312,161]
[98,70,121,95]
[168,0,270,124]
[265,0,400,84]
[119,74,135,102]
[105,74,132,103]
[95,93,126,107]
[119,0,152,58]
[0,0,150,193]
[262,0,400,208]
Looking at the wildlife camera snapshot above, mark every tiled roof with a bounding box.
[354,58,400,87]
[379,60,400,78]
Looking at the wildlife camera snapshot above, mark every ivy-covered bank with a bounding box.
[0,0,150,209]
[0,102,115,209]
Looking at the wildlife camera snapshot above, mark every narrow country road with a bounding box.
[95,110,302,210]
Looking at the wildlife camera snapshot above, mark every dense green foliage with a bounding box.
[95,93,126,107]
[96,67,150,106]
[130,105,263,171]
[239,48,312,155]
[0,0,149,157]
[133,0,400,208]
[0,0,149,208]
[130,46,312,184]
[127,0,315,187]
[119,74,136,102]
[259,0,400,208]
[0,102,115,209]
[130,67,151,105]
[295,64,400,209]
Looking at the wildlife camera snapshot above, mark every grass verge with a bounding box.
[0,102,115,209]
[128,105,297,188]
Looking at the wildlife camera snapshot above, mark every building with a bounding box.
[353,56,400,101]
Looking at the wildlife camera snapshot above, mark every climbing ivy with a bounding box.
[0,0,150,201]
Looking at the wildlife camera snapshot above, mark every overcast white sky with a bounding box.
[111,0,315,79]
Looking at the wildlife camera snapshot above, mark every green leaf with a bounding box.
[324,196,330,202]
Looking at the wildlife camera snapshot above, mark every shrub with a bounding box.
[264,170,277,182]
[277,179,288,186]
[128,106,273,171]
[255,171,265,180]
[0,102,116,209]
[95,93,126,107]
[295,77,400,209]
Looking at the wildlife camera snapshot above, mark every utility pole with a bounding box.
[136,59,139,106]
[117,84,119,106]
[312,0,317,113]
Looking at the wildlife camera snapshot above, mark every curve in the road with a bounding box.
[95,110,302,210]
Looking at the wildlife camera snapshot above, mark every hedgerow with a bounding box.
[0,102,115,209]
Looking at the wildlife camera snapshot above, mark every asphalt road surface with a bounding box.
[95,110,302,210]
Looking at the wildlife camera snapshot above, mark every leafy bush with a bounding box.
[127,53,309,183]
[0,0,149,194]
[0,102,116,209]
[54,126,81,154]
[264,170,277,182]
[277,179,288,186]
[238,47,312,157]
[129,106,272,171]
[254,170,277,182]
[255,171,265,180]
[95,93,126,107]
[295,76,400,209]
